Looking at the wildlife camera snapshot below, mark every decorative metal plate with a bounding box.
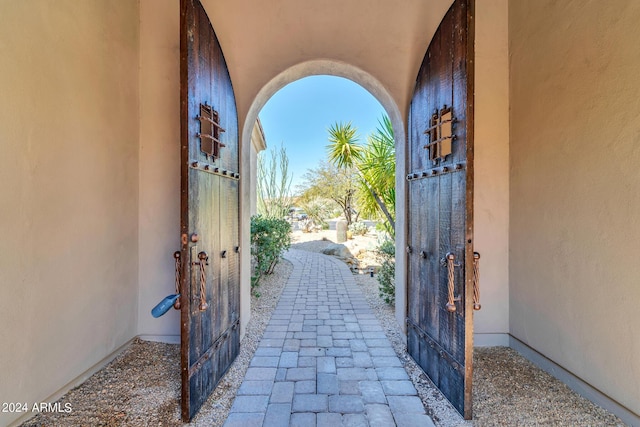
[424,105,455,163]
[197,103,226,161]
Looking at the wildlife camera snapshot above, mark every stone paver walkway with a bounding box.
[224,249,435,427]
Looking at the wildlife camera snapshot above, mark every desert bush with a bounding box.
[348,221,369,236]
[251,215,291,294]
[376,239,395,304]
[297,197,331,231]
[299,219,321,233]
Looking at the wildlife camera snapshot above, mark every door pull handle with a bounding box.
[473,252,481,310]
[173,251,182,310]
[446,252,461,312]
[197,251,209,311]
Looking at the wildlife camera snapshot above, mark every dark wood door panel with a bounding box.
[180,0,240,421]
[407,0,474,419]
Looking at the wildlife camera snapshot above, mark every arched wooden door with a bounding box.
[406,0,475,419]
[179,0,240,421]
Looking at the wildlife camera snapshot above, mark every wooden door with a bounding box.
[179,0,240,421]
[406,0,475,419]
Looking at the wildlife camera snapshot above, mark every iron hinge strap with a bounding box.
[406,318,464,374]
[188,319,240,379]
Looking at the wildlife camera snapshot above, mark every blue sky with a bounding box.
[258,75,386,193]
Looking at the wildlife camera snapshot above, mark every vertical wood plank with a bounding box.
[180,1,195,417]
[219,178,230,334]
[425,176,440,339]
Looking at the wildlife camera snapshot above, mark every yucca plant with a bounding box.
[326,115,395,236]
[327,122,363,169]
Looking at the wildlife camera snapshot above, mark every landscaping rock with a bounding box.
[321,243,354,259]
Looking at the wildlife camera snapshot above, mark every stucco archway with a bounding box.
[238,60,409,334]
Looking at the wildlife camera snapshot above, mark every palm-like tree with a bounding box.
[357,116,395,233]
[326,116,395,235]
[327,122,363,169]
[326,122,362,224]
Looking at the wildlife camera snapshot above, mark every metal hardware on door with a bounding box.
[420,250,427,259]
[473,252,481,310]
[406,246,413,254]
[234,246,240,253]
[221,250,227,259]
[197,251,209,311]
[191,233,199,243]
[423,105,456,163]
[197,103,226,161]
[173,251,182,310]
[445,252,461,313]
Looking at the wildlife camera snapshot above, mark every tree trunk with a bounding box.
[367,185,395,233]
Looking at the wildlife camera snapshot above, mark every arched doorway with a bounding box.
[237,60,409,341]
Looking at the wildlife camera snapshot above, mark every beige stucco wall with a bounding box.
[250,120,267,217]
[137,0,181,342]
[0,1,140,426]
[473,0,510,342]
[509,0,640,416]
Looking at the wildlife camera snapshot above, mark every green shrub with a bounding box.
[348,221,369,236]
[250,215,291,294]
[376,239,395,304]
